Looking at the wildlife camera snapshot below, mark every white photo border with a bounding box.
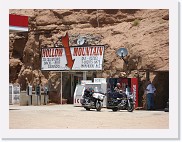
[0,0,179,140]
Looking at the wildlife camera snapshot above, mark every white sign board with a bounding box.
[94,78,106,83]
[41,45,105,71]
[29,85,32,95]
[81,80,92,85]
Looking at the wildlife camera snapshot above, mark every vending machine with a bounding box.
[9,83,20,105]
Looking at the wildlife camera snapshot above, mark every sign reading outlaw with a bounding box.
[41,33,105,71]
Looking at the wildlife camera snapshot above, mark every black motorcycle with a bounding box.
[107,87,135,112]
[80,87,105,111]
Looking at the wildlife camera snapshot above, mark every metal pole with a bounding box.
[61,72,62,105]
[83,71,87,80]
[71,74,73,97]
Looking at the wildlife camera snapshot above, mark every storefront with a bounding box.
[47,71,96,104]
[9,11,169,110]
[41,33,105,104]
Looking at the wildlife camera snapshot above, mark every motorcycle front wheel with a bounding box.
[112,107,118,112]
[84,107,90,111]
[95,100,102,111]
[127,101,134,112]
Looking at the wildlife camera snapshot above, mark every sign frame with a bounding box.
[41,45,105,71]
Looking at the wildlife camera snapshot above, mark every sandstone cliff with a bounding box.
[9,9,169,108]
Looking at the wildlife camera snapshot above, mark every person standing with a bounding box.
[146,80,156,110]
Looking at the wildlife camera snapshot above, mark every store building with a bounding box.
[9,10,169,110]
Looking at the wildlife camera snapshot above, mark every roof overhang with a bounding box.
[9,14,28,32]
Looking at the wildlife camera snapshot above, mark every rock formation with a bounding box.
[9,9,169,108]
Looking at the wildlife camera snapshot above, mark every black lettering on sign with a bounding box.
[94,60,98,64]
[81,64,94,68]
[44,62,48,65]
[48,65,60,68]
[82,57,86,60]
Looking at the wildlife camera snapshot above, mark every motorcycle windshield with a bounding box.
[126,87,131,92]
[94,87,103,93]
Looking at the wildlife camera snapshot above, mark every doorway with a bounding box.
[70,71,96,104]
[70,72,88,104]
[153,71,169,109]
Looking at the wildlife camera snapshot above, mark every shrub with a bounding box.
[132,19,140,26]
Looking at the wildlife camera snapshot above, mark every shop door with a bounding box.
[71,73,83,102]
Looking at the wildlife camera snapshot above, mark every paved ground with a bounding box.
[9,104,169,129]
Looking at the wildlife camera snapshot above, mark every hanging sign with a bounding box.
[41,45,105,71]
[94,78,106,83]
[41,33,105,71]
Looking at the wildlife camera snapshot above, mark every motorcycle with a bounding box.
[107,87,135,112]
[80,87,105,111]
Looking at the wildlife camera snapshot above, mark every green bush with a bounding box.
[132,19,140,26]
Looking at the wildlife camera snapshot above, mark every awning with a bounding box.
[9,14,28,32]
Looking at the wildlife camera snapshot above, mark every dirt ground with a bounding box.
[9,104,169,129]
